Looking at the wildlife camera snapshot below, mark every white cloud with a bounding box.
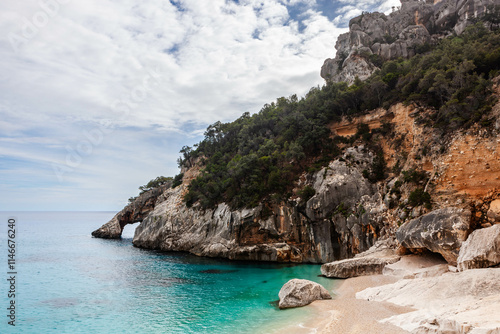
[0,0,397,210]
[331,0,401,25]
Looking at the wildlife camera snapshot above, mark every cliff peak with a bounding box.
[321,0,500,84]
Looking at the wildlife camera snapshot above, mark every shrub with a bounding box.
[408,188,431,208]
[298,185,316,203]
[139,176,172,194]
[356,123,371,141]
[402,169,428,184]
[334,202,350,217]
[178,25,500,209]
[172,173,184,188]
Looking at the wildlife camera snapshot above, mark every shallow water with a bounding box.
[0,212,337,333]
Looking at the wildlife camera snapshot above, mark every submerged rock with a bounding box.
[457,223,500,271]
[278,279,332,309]
[396,207,471,265]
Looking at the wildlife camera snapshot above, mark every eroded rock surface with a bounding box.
[133,150,389,263]
[92,147,392,263]
[457,223,500,271]
[91,185,168,239]
[278,279,332,309]
[357,268,500,333]
[321,239,401,278]
[321,0,500,84]
[396,207,471,265]
[132,183,334,263]
[321,255,401,279]
[382,254,450,279]
[487,199,500,222]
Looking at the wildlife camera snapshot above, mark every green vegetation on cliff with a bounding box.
[179,24,500,210]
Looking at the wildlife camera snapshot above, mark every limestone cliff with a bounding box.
[92,77,500,264]
[91,183,170,239]
[94,147,390,263]
[321,0,500,84]
[91,4,500,266]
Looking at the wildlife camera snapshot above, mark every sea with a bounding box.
[0,211,338,334]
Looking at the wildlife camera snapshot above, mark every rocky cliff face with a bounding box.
[92,143,396,263]
[91,5,500,266]
[91,184,170,239]
[123,147,391,263]
[321,0,500,84]
[92,78,500,264]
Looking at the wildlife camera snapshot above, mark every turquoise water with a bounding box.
[0,212,337,333]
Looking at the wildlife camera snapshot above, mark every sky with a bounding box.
[0,0,399,211]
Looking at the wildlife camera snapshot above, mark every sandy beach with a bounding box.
[273,274,413,334]
[274,254,500,334]
[314,275,413,334]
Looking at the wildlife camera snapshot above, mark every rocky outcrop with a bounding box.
[321,0,500,84]
[91,185,168,239]
[321,255,401,279]
[90,146,393,263]
[321,239,401,278]
[306,147,390,260]
[131,148,390,263]
[457,223,500,271]
[321,52,379,84]
[132,183,333,263]
[357,268,500,333]
[382,254,450,279]
[278,279,332,309]
[92,79,500,265]
[487,199,500,222]
[306,147,375,222]
[396,207,471,265]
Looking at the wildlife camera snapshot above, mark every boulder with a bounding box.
[396,207,471,265]
[487,199,500,222]
[278,279,332,309]
[321,254,401,278]
[457,224,500,271]
[321,240,401,278]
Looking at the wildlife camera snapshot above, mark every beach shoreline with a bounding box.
[274,254,500,334]
[273,274,413,334]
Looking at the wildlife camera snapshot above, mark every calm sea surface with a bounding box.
[0,211,337,334]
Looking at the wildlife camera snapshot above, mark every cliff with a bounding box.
[92,1,500,267]
[321,0,500,84]
[92,76,500,264]
[91,183,170,239]
[94,147,389,263]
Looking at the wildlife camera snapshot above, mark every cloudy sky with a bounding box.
[0,0,399,211]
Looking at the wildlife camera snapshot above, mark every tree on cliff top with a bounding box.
[139,176,172,195]
[179,23,500,210]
